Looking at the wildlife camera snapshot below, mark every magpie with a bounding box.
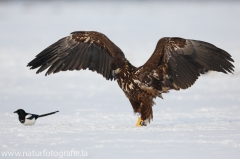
[14,109,59,126]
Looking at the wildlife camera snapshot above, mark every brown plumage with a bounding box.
[27,31,234,125]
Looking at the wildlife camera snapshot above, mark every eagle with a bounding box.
[27,31,234,126]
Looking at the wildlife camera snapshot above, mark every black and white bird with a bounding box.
[14,109,59,126]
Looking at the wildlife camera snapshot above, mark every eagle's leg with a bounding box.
[135,97,153,126]
[136,116,143,126]
[136,117,148,126]
[128,99,144,126]
[135,114,147,127]
[129,98,152,126]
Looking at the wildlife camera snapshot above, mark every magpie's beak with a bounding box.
[14,111,17,113]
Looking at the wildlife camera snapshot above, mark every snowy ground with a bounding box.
[0,1,240,159]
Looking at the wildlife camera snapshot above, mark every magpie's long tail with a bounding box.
[38,111,59,118]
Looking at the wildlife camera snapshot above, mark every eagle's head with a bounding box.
[110,57,125,78]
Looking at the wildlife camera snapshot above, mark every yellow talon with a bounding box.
[136,117,143,127]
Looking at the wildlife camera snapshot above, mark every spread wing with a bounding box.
[27,31,125,80]
[138,37,234,91]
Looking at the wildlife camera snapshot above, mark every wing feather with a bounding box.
[69,44,83,70]
[27,31,125,80]
[47,60,63,75]
[139,37,234,90]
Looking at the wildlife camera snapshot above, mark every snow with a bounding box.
[0,1,240,159]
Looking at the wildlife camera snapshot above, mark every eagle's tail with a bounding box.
[38,111,59,118]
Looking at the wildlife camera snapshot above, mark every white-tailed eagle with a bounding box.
[27,31,234,126]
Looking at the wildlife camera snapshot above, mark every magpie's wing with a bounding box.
[138,37,234,91]
[26,114,38,120]
[27,31,125,80]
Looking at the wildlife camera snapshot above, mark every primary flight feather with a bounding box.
[27,31,234,126]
